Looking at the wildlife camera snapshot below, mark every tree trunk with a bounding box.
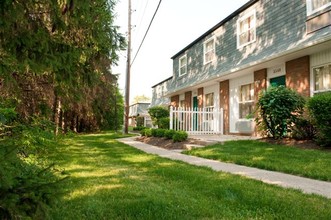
[53,93,61,136]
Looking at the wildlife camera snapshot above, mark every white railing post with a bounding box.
[170,106,173,130]
[168,107,224,135]
[220,107,224,135]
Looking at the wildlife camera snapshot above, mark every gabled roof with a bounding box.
[171,0,259,59]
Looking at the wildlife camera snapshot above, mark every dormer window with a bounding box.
[307,0,331,16]
[179,55,187,76]
[237,10,256,48]
[203,38,215,64]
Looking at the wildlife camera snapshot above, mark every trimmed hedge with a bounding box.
[164,129,176,139]
[151,128,166,137]
[140,128,188,142]
[172,131,188,142]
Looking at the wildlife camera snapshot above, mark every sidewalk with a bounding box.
[118,137,331,199]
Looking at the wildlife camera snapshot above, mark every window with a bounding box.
[237,10,256,48]
[180,100,185,108]
[205,93,214,108]
[239,83,254,119]
[205,93,214,121]
[307,0,331,16]
[179,55,187,76]
[203,38,215,64]
[313,64,331,93]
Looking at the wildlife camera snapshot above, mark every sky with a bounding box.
[113,0,250,103]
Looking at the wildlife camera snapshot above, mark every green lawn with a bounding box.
[184,140,331,181]
[49,133,331,219]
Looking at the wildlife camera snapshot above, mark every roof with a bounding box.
[171,0,259,59]
[130,102,150,107]
[151,76,173,88]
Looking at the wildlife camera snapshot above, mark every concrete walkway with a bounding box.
[118,137,331,199]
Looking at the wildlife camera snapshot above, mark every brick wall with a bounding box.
[220,80,229,134]
[170,95,179,107]
[254,69,267,101]
[185,91,192,108]
[286,56,310,97]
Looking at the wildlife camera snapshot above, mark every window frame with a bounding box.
[203,37,215,65]
[312,63,331,94]
[179,55,187,77]
[306,0,331,16]
[238,83,254,119]
[204,92,214,108]
[237,10,256,48]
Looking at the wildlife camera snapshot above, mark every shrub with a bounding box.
[0,107,66,219]
[154,129,166,137]
[140,128,152,137]
[133,126,146,131]
[172,131,188,142]
[148,106,169,128]
[256,86,305,139]
[307,92,331,147]
[158,117,170,129]
[291,116,316,140]
[164,129,176,139]
[145,129,152,137]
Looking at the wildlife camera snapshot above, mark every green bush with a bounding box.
[148,106,169,128]
[291,116,316,140]
[164,129,176,139]
[151,128,166,137]
[158,117,170,129]
[172,131,188,142]
[141,128,152,137]
[307,92,331,147]
[0,107,66,219]
[256,86,305,139]
[133,126,146,131]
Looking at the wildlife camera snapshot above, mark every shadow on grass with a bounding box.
[49,133,331,220]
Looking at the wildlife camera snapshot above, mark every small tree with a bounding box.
[148,106,169,128]
[256,86,305,139]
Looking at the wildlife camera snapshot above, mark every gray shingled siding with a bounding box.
[167,0,331,93]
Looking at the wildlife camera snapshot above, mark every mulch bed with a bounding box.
[135,136,208,150]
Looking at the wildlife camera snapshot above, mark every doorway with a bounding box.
[270,75,286,87]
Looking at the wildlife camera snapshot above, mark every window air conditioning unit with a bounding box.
[235,119,255,134]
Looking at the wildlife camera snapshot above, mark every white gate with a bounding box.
[169,106,223,135]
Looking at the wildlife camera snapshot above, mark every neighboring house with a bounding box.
[129,102,152,127]
[153,0,331,135]
[150,76,172,107]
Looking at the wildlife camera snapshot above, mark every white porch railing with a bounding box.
[169,106,223,135]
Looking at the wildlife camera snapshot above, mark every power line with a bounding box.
[131,0,162,66]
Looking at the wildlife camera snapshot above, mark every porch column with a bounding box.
[185,91,192,108]
[254,69,267,102]
[171,95,179,107]
[220,80,229,135]
[286,56,310,97]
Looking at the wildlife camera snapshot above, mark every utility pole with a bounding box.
[124,0,132,134]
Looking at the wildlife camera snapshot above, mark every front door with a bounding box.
[270,75,286,87]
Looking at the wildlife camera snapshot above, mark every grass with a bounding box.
[184,140,331,181]
[49,132,331,219]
